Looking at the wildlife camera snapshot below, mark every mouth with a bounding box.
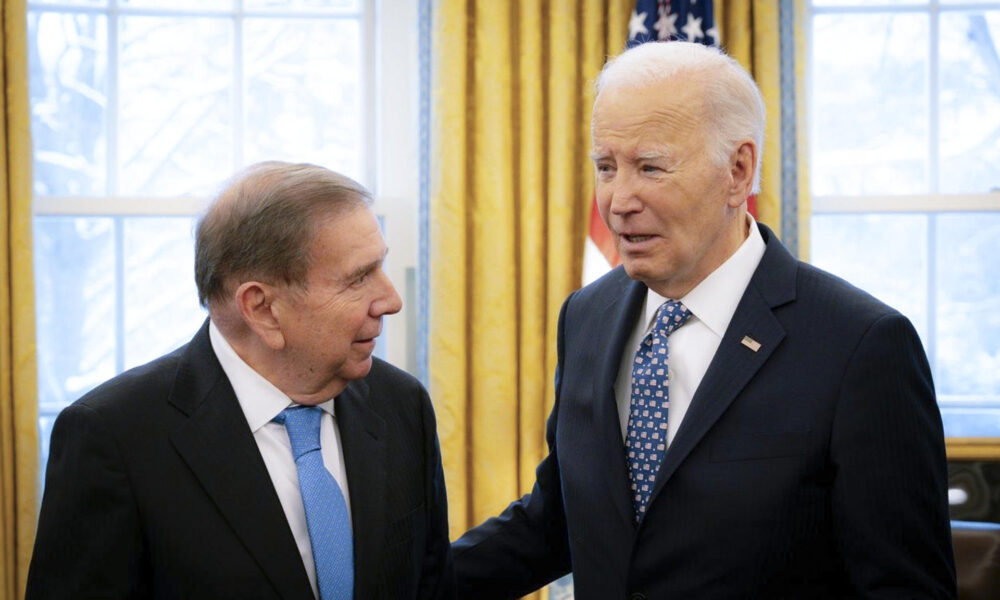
[620,233,656,244]
[354,332,379,346]
[353,339,377,355]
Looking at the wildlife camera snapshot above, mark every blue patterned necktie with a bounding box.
[275,406,353,600]
[626,300,692,522]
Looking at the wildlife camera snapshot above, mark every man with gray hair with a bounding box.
[28,162,455,599]
[453,41,955,598]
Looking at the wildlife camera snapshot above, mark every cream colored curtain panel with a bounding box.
[430,0,634,549]
[1,0,39,598]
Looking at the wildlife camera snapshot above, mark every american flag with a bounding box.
[586,1,719,275]
[627,0,718,47]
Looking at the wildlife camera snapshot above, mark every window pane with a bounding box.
[34,216,208,476]
[34,217,116,415]
[812,0,926,5]
[30,0,107,6]
[935,213,1000,436]
[28,11,108,196]
[244,0,360,11]
[123,217,206,369]
[810,214,929,342]
[812,213,1000,437]
[244,18,363,181]
[119,16,233,196]
[120,0,233,9]
[811,13,929,196]
[939,11,1000,194]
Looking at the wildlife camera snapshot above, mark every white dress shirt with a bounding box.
[209,321,352,600]
[614,216,766,445]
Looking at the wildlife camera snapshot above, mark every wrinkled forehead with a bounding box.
[594,72,706,116]
[591,78,708,144]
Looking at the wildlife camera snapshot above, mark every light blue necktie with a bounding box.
[626,300,691,522]
[275,406,353,600]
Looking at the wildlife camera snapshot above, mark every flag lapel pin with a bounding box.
[740,336,762,353]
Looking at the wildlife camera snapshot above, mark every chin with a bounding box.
[621,259,675,292]
[620,258,652,282]
[343,356,375,381]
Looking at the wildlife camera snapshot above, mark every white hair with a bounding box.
[595,42,766,193]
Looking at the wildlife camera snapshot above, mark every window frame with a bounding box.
[804,0,1000,457]
[29,0,422,461]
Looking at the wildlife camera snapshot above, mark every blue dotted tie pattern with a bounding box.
[275,406,353,600]
[626,300,691,522]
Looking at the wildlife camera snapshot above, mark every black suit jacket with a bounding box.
[27,321,454,599]
[453,224,956,599]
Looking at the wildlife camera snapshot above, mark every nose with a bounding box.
[606,174,642,216]
[372,270,402,317]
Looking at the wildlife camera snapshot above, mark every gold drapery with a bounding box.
[718,0,810,256]
[430,0,633,553]
[1,0,39,598]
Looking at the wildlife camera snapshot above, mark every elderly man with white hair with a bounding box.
[452,41,956,600]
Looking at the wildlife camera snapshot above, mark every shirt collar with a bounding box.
[209,320,335,433]
[642,214,766,337]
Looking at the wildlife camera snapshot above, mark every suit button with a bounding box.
[629,594,647,600]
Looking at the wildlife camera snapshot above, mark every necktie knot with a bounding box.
[652,299,691,337]
[275,406,323,461]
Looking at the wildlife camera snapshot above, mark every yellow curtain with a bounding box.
[430,0,633,562]
[1,0,39,598]
[717,0,811,257]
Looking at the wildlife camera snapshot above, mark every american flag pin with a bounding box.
[740,336,762,352]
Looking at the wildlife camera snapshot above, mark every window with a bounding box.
[28,0,420,473]
[807,0,1000,438]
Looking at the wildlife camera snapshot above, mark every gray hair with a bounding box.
[595,41,765,193]
[195,161,372,307]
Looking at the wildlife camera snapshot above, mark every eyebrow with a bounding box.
[588,149,671,162]
[343,247,389,282]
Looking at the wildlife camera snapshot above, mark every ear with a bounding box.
[727,141,756,208]
[234,281,286,351]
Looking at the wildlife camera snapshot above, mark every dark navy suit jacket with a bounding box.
[27,321,454,599]
[454,224,955,599]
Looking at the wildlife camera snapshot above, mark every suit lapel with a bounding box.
[646,225,798,511]
[335,378,386,600]
[168,322,314,600]
[591,272,648,530]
